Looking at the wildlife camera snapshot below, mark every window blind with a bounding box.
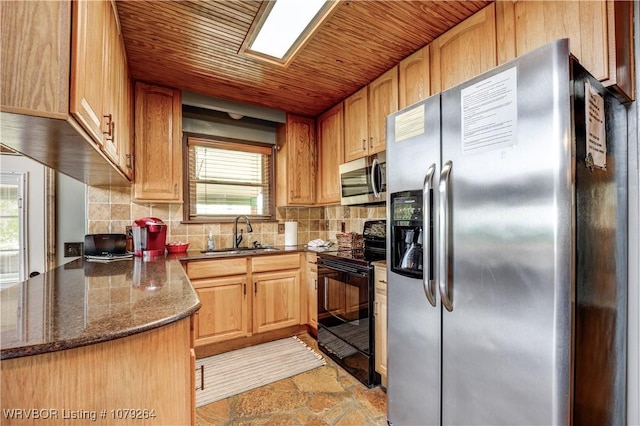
[187,137,273,220]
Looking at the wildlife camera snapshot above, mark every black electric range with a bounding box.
[316,220,386,388]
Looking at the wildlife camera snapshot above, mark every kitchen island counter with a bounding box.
[0,257,200,360]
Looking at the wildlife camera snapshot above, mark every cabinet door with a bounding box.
[1,0,70,117]
[374,266,387,383]
[70,0,108,145]
[287,115,316,204]
[307,257,318,330]
[507,0,633,101]
[375,291,387,381]
[100,2,120,165]
[399,45,431,109]
[133,82,183,202]
[253,270,301,334]
[193,276,249,345]
[277,115,316,206]
[316,102,344,205]
[430,3,497,93]
[368,66,398,154]
[118,50,134,180]
[343,86,369,162]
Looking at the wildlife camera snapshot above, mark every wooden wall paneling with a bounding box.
[115,1,491,116]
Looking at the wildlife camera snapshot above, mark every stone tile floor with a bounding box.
[195,333,387,425]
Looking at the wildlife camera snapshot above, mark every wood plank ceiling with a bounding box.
[116,0,491,117]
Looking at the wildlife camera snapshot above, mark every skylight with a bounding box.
[243,0,338,66]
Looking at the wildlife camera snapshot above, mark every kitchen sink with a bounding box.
[200,247,280,256]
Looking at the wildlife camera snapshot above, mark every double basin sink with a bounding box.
[200,247,281,257]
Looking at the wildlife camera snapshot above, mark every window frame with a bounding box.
[182,133,276,223]
[0,171,27,286]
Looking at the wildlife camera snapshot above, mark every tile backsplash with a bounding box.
[87,186,386,251]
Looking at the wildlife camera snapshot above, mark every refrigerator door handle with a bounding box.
[439,160,453,312]
[423,163,437,307]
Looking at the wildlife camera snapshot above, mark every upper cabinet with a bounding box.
[430,3,497,93]
[0,0,131,186]
[70,0,108,145]
[399,46,431,109]
[71,0,133,177]
[133,82,183,203]
[344,67,398,162]
[497,0,634,102]
[316,102,344,205]
[276,114,316,206]
[368,66,398,155]
[344,86,369,162]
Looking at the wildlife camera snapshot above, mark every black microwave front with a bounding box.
[339,152,386,206]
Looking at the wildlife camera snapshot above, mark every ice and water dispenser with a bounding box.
[390,191,426,279]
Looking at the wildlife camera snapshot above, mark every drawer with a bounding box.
[186,257,247,279]
[251,253,300,273]
[374,266,387,294]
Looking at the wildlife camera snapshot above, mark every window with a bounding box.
[0,172,26,286]
[185,137,274,221]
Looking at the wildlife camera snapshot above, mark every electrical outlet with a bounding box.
[278,223,285,234]
[64,242,84,257]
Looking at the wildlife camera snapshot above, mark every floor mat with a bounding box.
[195,336,326,407]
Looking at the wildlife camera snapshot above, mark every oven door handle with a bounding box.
[318,261,368,277]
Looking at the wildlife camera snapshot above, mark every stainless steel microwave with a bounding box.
[339,152,386,206]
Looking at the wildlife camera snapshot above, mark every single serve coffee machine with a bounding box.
[132,217,167,257]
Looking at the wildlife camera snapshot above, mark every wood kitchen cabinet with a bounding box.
[102,1,133,179]
[344,67,398,162]
[497,0,634,101]
[0,0,130,186]
[134,82,183,202]
[368,66,398,153]
[70,0,108,145]
[187,258,250,345]
[72,0,132,172]
[306,252,318,331]
[374,263,387,386]
[430,3,497,93]
[276,114,316,205]
[399,45,431,109]
[186,254,304,348]
[316,102,344,205]
[252,254,302,334]
[344,86,369,162]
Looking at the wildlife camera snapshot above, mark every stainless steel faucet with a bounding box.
[233,215,253,248]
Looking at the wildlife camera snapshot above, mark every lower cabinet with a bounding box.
[253,269,300,334]
[193,275,250,345]
[374,263,388,386]
[1,317,194,425]
[306,253,318,331]
[186,254,303,348]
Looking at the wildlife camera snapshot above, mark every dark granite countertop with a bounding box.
[0,257,201,360]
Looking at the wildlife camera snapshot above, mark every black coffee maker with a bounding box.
[390,190,424,279]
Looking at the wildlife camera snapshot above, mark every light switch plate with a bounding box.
[64,242,83,257]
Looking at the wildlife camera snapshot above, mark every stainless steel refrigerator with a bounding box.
[385,39,628,425]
